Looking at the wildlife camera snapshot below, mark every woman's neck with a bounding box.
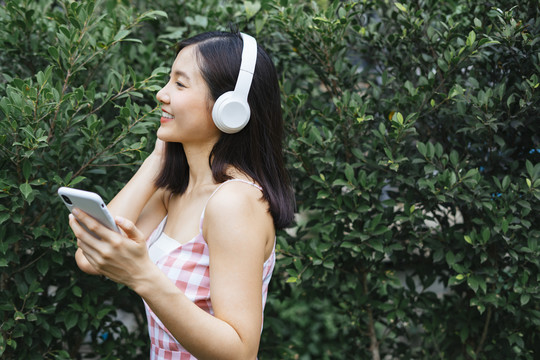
[183,141,216,190]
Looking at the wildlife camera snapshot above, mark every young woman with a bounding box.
[68,31,294,359]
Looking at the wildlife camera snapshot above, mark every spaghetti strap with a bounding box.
[199,179,262,232]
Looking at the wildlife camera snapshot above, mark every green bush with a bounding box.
[0,1,166,358]
[263,1,540,359]
[1,0,539,359]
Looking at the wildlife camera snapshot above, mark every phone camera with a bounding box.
[61,195,72,205]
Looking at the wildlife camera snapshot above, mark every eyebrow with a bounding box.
[172,69,191,82]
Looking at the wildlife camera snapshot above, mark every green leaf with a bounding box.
[19,183,32,199]
[64,313,78,330]
[481,228,490,243]
[309,126,323,145]
[122,38,143,44]
[525,160,534,177]
[426,142,435,159]
[344,164,355,184]
[417,141,426,156]
[395,112,404,125]
[96,308,112,319]
[72,286,82,297]
[437,58,449,72]
[323,260,334,270]
[36,259,49,276]
[467,276,479,292]
[244,1,262,19]
[446,251,455,266]
[450,150,459,166]
[449,274,465,286]
[332,179,350,187]
[140,10,168,20]
[68,176,86,187]
[394,2,407,13]
[22,160,31,181]
[528,238,538,252]
[479,279,487,293]
[466,30,476,47]
[114,29,131,42]
[369,239,384,252]
[502,175,510,190]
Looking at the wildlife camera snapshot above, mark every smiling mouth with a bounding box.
[161,111,174,119]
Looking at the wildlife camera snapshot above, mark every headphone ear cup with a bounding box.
[212,91,251,134]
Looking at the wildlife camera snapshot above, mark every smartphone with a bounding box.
[58,187,120,236]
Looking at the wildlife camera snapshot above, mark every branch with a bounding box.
[475,305,493,356]
[71,105,159,179]
[47,68,71,143]
[363,271,381,360]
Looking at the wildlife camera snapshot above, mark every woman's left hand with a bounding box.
[68,208,152,288]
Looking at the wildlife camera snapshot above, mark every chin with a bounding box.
[156,128,174,142]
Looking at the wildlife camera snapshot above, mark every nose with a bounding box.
[156,85,170,104]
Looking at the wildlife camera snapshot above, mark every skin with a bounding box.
[70,45,275,360]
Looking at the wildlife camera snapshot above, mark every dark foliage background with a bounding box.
[0,0,538,359]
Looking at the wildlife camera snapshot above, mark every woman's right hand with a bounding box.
[141,138,166,173]
[151,138,166,159]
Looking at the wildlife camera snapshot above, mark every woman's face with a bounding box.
[156,45,220,145]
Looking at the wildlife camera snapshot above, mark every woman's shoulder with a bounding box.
[211,178,263,206]
[203,179,274,255]
[204,178,268,223]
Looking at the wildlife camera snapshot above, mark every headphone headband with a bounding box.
[234,33,257,98]
[211,32,258,134]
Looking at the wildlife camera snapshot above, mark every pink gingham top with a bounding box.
[144,179,276,360]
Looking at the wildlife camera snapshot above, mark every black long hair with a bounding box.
[155,31,295,229]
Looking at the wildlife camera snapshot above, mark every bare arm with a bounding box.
[70,183,274,359]
[133,183,274,359]
[74,139,168,274]
[107,139,166,226]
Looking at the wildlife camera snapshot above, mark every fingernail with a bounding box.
[69,214,74,220]
[115,216,124,224]
[72,208,80,216]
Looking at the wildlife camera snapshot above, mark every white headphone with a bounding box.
[212,32,257,134]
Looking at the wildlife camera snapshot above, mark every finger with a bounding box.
[75,247,101,275]
[69,214,100,252]
[76,245,102,274]
[70,214,114,273]
[115,216,144,243]
[69,212,111,254]
[72,208,117,241]
[155,138,165,149]
[69,213,95,242]
[75,237,94,258]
